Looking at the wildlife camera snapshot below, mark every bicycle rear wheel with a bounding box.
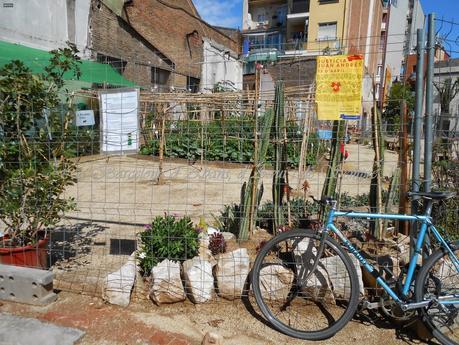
[415,242,459,345]
[251,229,360,340]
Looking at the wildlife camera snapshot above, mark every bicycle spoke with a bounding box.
[252,230,359,339]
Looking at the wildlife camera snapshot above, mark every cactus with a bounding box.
[272,81,287,233]
[238,108,274,241]
[321,120,345,201]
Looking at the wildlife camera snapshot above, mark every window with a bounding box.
[97,54,127,74]
[377,65,383,77]
[317,22,337,41]
[151,67,170,86]
[187,76,200,93]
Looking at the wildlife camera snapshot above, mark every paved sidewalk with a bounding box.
[0,313,85,345]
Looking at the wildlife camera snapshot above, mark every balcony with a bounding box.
[291,1,310,13]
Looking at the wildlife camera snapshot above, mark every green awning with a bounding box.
[0,40,136,87]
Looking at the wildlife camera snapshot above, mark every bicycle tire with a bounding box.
[251,229,360,340]
[415,241,459,345]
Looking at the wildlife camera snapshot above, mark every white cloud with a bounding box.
[193,0,242,28]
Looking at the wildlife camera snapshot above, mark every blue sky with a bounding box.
[421,0,459,57]
[194,0,243,28]
[194,0,458,33]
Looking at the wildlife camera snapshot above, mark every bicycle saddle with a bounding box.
[407,191,456,200]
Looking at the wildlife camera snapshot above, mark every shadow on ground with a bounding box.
[48,222,108,266]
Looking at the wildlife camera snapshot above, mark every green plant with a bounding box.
[138,115,320,168]
[213,203,242,238]
[383,83,415,134]
[137,215,199,274]
[272,81,287,233]
[239,107,274,240]
[0,43,80,246]
[208,232,227,256]
[340,193,370,208]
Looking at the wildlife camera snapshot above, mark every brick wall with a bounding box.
[89,0,173,88]
[267,58,317,88]
[124,0,240,86]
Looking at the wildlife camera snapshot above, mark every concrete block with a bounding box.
[0,264,57,305]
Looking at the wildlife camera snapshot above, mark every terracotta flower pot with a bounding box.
[0,237,48,269]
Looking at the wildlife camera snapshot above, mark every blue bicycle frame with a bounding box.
[324,208,459,307]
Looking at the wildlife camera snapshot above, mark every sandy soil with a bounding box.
[51,142,400,299]
[2,144,432,345]
[0,290,429,345]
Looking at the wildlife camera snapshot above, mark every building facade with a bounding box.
[376,0,425,103]
[242,0,384,119]
[433,59,459,158]
[0,0,242,91]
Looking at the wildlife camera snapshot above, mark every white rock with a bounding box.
[258,264,294,301]
[291,238,364,299]
[320,255,365,299]
[103,256,136,307]
[215,249,250,300]
[202,332,224,345]
[292,239,335,303]
[207,226,220,236]
[183,256,214,303]
[149,259,185,305]
[220,232,236,241]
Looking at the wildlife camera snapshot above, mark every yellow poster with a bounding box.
[315,55,364,120]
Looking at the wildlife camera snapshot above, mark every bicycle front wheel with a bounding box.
[251,229,360,340]
[416,242,459,345]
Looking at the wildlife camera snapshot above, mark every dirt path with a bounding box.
[0,291,426,345]
[66,142,399,225]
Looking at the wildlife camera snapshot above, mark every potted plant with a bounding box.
[0,44,81,268]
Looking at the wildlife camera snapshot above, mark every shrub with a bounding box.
[213,203,242,238]
[138,215,199,275]
[208,233,227,256]
[0,44,80,246]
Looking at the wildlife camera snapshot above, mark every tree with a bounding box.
[434,77,459,152]
[383,83,415,134]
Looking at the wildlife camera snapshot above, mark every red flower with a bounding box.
[347,55,363,61]
[331,81,341,92]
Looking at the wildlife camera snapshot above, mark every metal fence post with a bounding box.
[424,13,435,193]
[411,28,425,254]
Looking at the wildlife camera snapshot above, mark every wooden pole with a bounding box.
[157,109,166,185]
[336,121,349,209]
[248,67,261,237]
[371,78,384,240]
[398,100,410,235]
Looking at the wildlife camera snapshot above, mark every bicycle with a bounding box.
[252,191,458,344]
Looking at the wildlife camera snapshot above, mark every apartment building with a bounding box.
[242,0,383,72]
[377,0,425,103]
[242,0,384,120]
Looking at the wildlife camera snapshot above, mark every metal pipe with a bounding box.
[411,28,425,254]
[424,14,435,192]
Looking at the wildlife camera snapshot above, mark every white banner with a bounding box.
[99,89,139,153]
